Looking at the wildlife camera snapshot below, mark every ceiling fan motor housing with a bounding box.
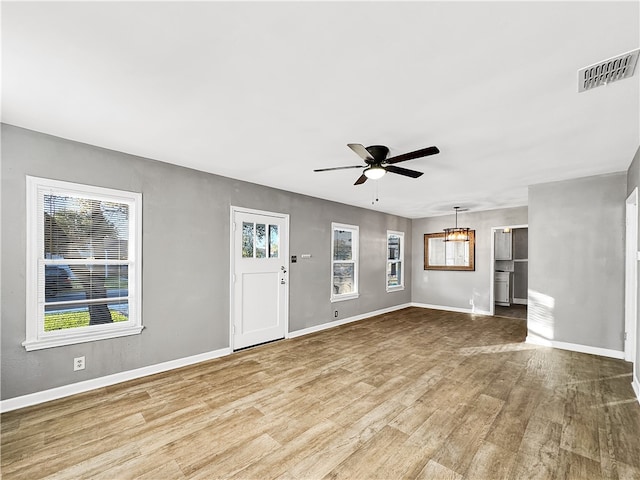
[365,145,390,163]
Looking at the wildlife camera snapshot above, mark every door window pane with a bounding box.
[269,225,279,258]
[242,222,254,258]
[255,224,267,258]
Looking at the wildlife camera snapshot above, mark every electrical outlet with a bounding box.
[74,356,85,371]
[334,310,338,318]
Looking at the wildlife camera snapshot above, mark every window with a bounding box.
[331,223,359,302]
[387,231,404,291]
[24,177,142,351]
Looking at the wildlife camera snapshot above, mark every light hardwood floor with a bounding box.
[2,307,640,479]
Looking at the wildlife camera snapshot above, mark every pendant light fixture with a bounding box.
[443,206,470,242]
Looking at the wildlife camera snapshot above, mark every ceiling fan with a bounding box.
[314,144,440,185]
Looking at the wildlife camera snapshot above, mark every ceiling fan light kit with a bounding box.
[364,165,386,179]
[443,206,470,242]
[314,143,440,185]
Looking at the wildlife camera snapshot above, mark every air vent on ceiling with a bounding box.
[578,48,639,92]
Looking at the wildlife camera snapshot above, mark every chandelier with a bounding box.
[443,206,470,242]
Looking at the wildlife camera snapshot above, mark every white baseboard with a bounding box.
[633,376,640,406]
[512,298,528,305]
[525,333,625,360]
[288,303,412,339]
[0,347,231,413]
[410,302,491,317]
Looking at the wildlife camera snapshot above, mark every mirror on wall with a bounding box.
[424,231,475,271]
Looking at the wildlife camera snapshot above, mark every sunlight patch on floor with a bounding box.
[592,397,638,409]
[458,342,540,356]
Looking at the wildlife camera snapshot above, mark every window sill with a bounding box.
[331,293,359,303]
[386,286,405,293]
[23,325,144,351]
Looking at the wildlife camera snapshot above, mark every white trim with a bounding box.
[25,176,143,351]
[489,224,528,317]
[632,376,640,406]
[525,333,625,359]
[492,224,529,231]
[386,287,405,293]
[0,348,231,413]
[23,325,144,351]
[330,292,360,303]
[288,303,412,338]
[386,230,405,292]
[625,188,638,364]
[512,298,528,305]
[490,227,496,315]
[331,222,359,302]
[410,302,491,316]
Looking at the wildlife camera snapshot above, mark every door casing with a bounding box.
[625,188,638,364]
[490,224,528,316]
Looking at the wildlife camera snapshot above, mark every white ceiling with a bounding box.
[2,1,639,218]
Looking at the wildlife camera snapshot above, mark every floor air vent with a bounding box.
[578,48,639,92]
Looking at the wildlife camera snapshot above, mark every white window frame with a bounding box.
[331,222,359,302]
[386,230,405,292]
[24,176,143,351]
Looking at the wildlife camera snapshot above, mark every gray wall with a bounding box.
[1,125,412,400]
[411,206,528,313]
[627,146,640,387]
[627,147,639,196]
[528,172,626,351]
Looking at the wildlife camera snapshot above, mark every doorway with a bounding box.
[230,207,289,350]
[491,224,528,320]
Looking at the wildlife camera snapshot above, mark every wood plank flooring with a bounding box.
[2,307,640,479]
[494,304,527,320]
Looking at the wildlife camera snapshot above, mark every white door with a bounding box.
[231,208,288,350]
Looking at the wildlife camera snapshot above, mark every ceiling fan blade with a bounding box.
[385,146,440,164]
[314,165,364,172]
[348,143,374,161]
[354,173,368,185]
[385,165,424,178]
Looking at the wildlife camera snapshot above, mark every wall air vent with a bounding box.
[578,48,639,92]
